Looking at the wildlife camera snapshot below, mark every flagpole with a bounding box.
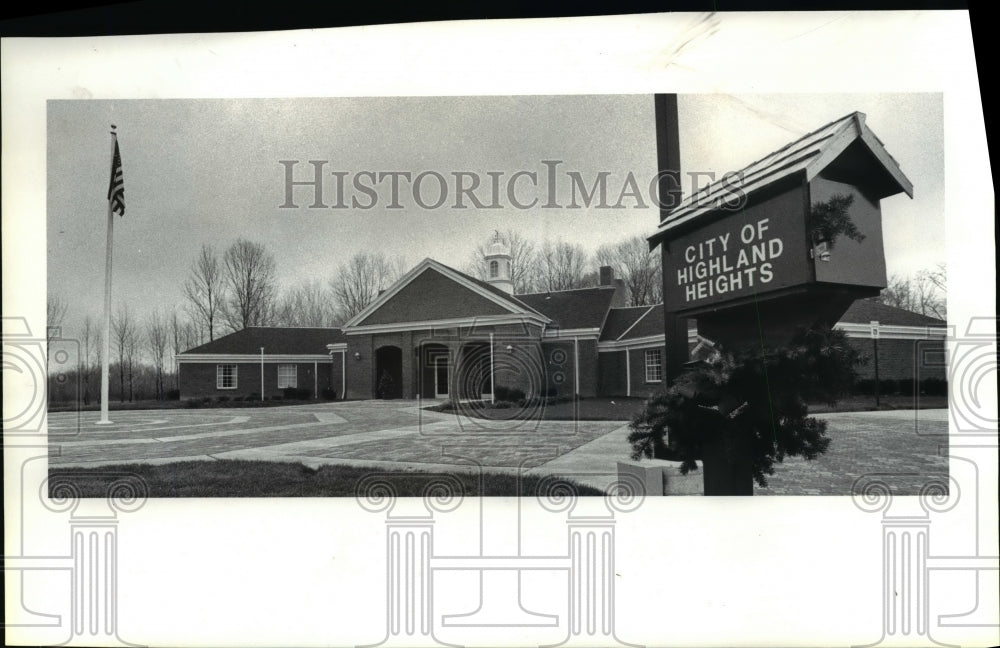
[97,127,117,425]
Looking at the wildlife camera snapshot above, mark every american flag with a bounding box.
[107,136,125,217]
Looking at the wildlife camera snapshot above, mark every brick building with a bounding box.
[176,247,945,402]
[834,298,947,383]
[177,111,944,402]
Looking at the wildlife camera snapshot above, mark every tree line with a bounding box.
[878,263,947,320]
[464,230,664,305]
[47,230,945,405]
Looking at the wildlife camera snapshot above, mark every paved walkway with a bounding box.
[47,402,949,496]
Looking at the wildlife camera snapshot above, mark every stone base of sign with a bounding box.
[617,459,704,496]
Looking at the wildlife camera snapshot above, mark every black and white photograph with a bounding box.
[42,92,948,498]
[4,10,996,648]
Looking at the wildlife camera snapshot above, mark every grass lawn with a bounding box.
[48,398,329,413]
[806,394,948,413]
[437,397,651,422]
[48,460,603,497]
[429,393,950,422]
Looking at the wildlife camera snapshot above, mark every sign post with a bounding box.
[647,108,914,495]
[653,94,689,382]
[871,320,881,407]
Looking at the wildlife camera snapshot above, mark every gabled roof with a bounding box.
[179,327,346,356]
[649,111,913,245]
[342,258,549,329]
[839,298,946,327]
[516,286,619,330]
[619,304,665,340]
[446,264,547,317]
[599,306,653,341]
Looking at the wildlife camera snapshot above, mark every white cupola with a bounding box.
[484,231,514,294]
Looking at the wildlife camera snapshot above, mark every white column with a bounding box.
[625,349,631,397]
[313,361,318,398]
[385,520,433,640]
[259,347,264,401]
[573,336,580,397]
[341,351,346,400]
[568,520,616,640]
[71,520,119,639]
[489,332,495,404]
[880,519,930,641]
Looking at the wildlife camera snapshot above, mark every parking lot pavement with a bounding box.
[754,409,949,495]
[47,403,950,496]
[46,402,625,470]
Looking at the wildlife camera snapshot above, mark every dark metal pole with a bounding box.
[654,94,689,384]
[873,336,880,408]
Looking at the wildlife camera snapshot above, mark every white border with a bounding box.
[3,11,995,648]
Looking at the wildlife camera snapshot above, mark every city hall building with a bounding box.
[176,244,946,402]
[177,111,947,402]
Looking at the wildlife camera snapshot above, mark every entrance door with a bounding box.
[434,356,449,398]
[375,346,403,399]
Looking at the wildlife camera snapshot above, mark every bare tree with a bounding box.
[169,309,188,390]
[124,323,140,403]
[595,235,663,306]
[183,244,225,341]
[880,263,947,320]
[535,241,591,292]
[112,303,137,403]
[146,309,169,401]
[466,229,540,294]
[46,294,69,363]
[79,315,97,405]
[330,252,406,320]
[274,279,338,327]
[222,238,278,331]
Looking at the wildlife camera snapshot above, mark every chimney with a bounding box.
[599,266,628,307]
[611,278,628,308]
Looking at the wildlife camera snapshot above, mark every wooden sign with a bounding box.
[662,183,811,315]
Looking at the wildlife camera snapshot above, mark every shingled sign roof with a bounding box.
[649,111,914,245]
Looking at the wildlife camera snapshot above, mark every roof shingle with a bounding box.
[839,299,946,327]
[180,327,346,355]
[517,287,618,330]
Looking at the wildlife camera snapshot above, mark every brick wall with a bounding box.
[179,360,334,401]
[628,347,666,399]
[848,337,947,381]
[598,351,625,396]
[539,338,599,398]
[597,348,667,399]
[359,268,508,325]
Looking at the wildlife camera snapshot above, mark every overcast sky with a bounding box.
[47,93,943,333]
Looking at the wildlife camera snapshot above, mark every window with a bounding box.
[489,260,499,278]
[277,364,297,389]
[217,364,237,389]
[644,349,663,383]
